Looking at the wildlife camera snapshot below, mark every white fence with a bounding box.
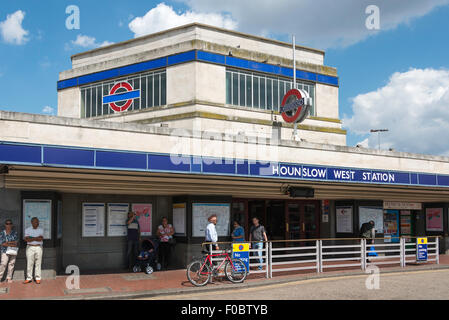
[205,236,440,279]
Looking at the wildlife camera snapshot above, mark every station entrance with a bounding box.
[231,199,320,241]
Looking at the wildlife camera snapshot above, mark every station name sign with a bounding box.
[271,164,409,184]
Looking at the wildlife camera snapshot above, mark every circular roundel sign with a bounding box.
[105,81,140,113]
[238,244,244,251]
[280,89,310,124]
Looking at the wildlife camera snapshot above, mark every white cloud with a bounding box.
[128,3,237,38]
[180,0,449,49]
[0,10,29,45]
[343,68,449,156]
[68,34,114,50]
[42,106,55,115]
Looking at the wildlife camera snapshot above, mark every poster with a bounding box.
[321,200,330,223]
[132,203,152,235]
[23,199,52,239]
[400,211,412,235]
[107,203,129,237]
[82,203,105,237]
[383,210,399,243]
[426,208,443,231]
[192,203,230,237]
[57,200,62,239]
[336,206,353,233]
[173,203,186,235]
[359,206,384,234]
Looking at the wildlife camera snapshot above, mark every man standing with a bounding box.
[249,217,268,271]
[205,214,219,252]
[24,217,44,284]
[126,211,140,270]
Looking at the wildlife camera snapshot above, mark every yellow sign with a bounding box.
[417,237,427,244]
[233,243,250,252]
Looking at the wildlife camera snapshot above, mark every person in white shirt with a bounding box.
[205,214,219,252]
[23,217,44,284]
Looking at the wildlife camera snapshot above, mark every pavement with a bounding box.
[1,255,448,300]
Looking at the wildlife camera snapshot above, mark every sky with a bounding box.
[0,0,449,155]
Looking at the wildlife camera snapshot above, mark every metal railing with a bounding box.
[202,236,440,279]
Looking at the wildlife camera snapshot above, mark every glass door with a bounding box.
[285,201,320,240]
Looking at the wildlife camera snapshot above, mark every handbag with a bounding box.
[6,246,18,256]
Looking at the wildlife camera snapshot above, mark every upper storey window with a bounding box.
[80,70,166,118]
[226,68,316,116]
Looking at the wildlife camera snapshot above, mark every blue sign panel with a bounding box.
[416,238,428,262]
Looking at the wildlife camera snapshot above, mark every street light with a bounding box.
[370,129,389,150]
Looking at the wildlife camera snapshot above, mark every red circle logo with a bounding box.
[281,89,305,123]
[108,82,135,112]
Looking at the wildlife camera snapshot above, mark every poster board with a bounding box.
[57,200,62,239]
[173,203,186,235]
[192,203,230,237]
[383,210,399,243]
[400,211,412,235]
[426,208,443,231]
[107,203,129,237]
[359,206,384,234]
[82,203,105,237]
[336,206,353,233]
[132,203,152,236]
[23,200,52,240]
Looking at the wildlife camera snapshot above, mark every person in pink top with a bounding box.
[156,217,175,270]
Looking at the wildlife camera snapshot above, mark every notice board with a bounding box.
[82,203,105,237]
[359,206,384,234]
[23,199,52,239]
[192,203,230,237]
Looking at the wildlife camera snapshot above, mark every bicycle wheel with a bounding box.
[224,258,247,283]
[186,260,211,287]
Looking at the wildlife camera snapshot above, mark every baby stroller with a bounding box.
[133,237,162,274]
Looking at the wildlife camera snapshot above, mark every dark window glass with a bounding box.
[86,89,91,117]
[148,75,153,107]
[141,77,147,109]
[154,74,160,106]
[273,79,279,111]
[97,86,102,116]
[226,72,232,104]
[267,79,272,110]
[161,72,166,106]
[91,87,97,117]
[239,74,246,106]
[260,78,266,109]
[232,73,239,106]
[246,75,252,107]
[253,77,259,108]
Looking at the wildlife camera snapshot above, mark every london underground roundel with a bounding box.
[280,89,311,124]
[102,81,141,113]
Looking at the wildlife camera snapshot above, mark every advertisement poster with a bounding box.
[336,206,353,233]
[359,206,384,234]
[82,203,105,237]
[400,211,412,235]
[192,203,230,237]
[383,210,399,243]
[173,203,186,235]
[107,203,129,237]
[23,200,52,239]
[132,203,152,236]
[321,200,330,223]
[426,208,443,231]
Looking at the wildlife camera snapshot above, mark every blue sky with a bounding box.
[1,1,449,155]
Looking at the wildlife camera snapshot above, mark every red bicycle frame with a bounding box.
[200,251,236,275]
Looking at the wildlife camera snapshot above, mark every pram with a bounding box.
[133,237,162,274]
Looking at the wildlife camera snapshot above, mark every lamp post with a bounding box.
[370,129,389,150]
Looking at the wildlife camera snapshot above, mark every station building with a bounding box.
[1,23,449,277]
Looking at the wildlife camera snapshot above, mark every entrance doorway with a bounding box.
[231,199,320,242]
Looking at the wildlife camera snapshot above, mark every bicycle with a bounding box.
[186,246,247,287]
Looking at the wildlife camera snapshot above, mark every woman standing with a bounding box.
[157,217,175,270]
[0,219,19,283]
[231,221,245,242]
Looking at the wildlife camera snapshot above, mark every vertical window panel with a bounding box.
[253,77,259,108]
[260,78,266,109]
[232,73,239,106]
[239,74,246,106]
[246,75,252,107]
[273,79,279,111]
[266,79,272,110]
[226,71,232,105]
[154,74,160,106]
[161,72,166,106]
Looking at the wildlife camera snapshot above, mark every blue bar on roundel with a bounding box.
[103,90,140,104]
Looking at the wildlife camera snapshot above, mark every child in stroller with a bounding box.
[133,237,162,274]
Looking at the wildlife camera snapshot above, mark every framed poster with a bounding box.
[336,206,353,233]
[383,210,399,243]
[57,200,62,239]
[173,203,186,235]
[107,203,129,237]
[82,203,105,237]
[426,208,443,231]
[359,206,384,234]
[132,203,152,236]
[192,203,230,237]
[23,199,52,240]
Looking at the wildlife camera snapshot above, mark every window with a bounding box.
[226,69,316,115]
[80,70,166,118]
